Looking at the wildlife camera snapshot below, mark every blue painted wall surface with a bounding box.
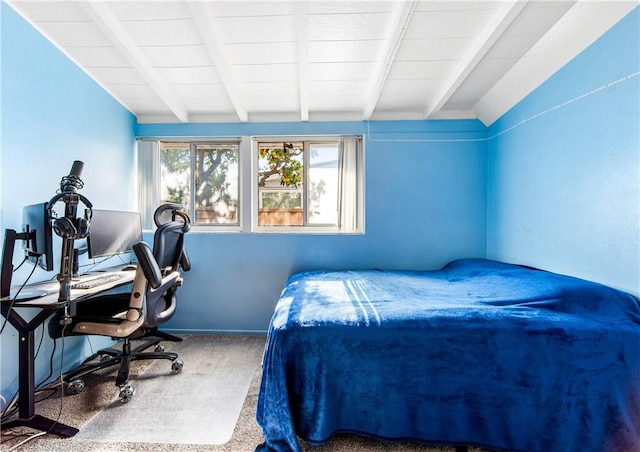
[1,3,136,403]
[137,120,488,333]
[487,7,640,297]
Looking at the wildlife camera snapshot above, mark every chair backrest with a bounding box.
[152,204,191,274]
[133,204,191,329]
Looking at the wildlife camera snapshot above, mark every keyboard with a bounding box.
[71,273,126,290]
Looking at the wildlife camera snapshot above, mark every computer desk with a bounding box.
[0,265,136,437]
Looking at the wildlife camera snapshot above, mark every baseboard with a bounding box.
[160,328,268,336]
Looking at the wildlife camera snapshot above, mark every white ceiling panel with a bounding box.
[107,84,159,99]
[182,97,237,112]
[235,64,299,82]
[87,67,146,85]
[210,1,297,17]
[158,66,221,85]
[214,16,297,43]
[380,79,443,99]
[120,19,202,47]
[308,1,397,15]
[223,42,298,65]
[395,38,472,61]
[247,96,299,112]
[106,1,192,20]
[309,62,377,81]
[239,81,299,98]
[66,46,130,68]
[141,45,213,68]
[122,98,175,113]
[309,80,369,97]
[405,9,498,40]
[388,61,458,80]
[32,21,112,47]
[308,12,395,41]
[308,41,383,63]
[173,83,228,99]
[10,1,88,21]
[309,95,364,112]
[7,0,636,125]
[444,58,519,108]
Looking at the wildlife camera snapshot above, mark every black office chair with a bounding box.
[50,204,191,402]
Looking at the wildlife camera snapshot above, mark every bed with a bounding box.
[256,259,640,452]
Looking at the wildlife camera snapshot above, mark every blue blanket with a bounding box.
[256,259,640,451]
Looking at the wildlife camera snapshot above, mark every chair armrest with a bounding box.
[133,242,162,289]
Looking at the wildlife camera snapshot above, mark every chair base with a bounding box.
[63,337,179,390]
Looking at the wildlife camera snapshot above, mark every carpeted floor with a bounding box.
[1,335,488,452]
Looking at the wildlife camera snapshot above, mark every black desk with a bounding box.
[0,266,136,437]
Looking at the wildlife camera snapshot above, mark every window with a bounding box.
[138,135,363,233]
[138,140,240,229]
[160,142,239,225]
[256,140,341,227]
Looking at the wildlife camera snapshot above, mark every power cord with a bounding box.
[0,253,72,449]
[3,324,69,451]
[0,256,36,335]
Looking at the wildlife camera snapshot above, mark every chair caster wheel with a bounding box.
[171,359,184,374]
[119,384,136,403]
[154,344,165,352]
[66,378,85,395]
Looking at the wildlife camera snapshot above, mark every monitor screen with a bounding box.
[22,202,54,271]
[87,209,143,259]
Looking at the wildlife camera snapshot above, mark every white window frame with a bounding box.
[138,135,364,234]
[138,137,245,232]
[251,135,364,234]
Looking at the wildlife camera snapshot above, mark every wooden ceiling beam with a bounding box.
[81,1,190,123]
[362,0,418,121]
[187,1,249,122]
[295,2,310,122]
[424,0,528,119]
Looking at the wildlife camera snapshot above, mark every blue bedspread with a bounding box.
[256,259,640,452]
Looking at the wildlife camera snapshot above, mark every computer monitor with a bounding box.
[87,209,142,259]
[22,202,54,271]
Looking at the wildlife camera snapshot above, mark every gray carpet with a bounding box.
[73,334,264,445]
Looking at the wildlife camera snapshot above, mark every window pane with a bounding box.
[307,143,339,225]
[257,142,304,226]
[194,144,239,224]
[160,142,191,217]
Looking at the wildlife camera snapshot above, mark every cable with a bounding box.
[0,256,38,335]
[5,432,47,451]
[366,70,640,143]
[35,329,58,393]
[81,254,127,274]
[3,326,70,451]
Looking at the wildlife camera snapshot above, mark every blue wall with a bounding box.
[137,120,488,333]
[486,7,639,298]
[1,2,136,403]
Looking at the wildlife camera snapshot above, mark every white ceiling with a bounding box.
[7,1,638,125]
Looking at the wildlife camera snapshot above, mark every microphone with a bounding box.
[60,160,85,193]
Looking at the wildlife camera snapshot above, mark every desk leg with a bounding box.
[0,306,78,437]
